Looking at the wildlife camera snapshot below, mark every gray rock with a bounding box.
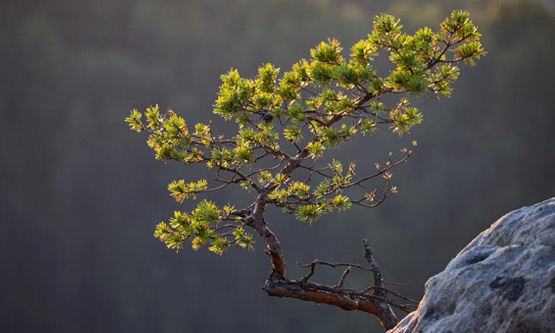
[389,198,555,333]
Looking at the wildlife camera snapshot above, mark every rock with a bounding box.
[389,198,555,333]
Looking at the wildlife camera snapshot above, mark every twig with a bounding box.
[335,266,352,288]
[297,259,374,273]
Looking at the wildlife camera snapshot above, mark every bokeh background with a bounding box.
[1,0,553,332]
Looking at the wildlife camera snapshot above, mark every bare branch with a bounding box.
[297,259,373,273]
[336,266,351,288]
[213,224,242,232]
[263,239,411,330]
[363,239,385,294]
[342,147,414,191]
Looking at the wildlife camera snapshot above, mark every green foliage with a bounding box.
[127,10,484,255]
[153,200,254,255]
[125,109,143,132]
[168,179,207,202]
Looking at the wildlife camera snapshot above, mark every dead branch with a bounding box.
[262,239,414,330]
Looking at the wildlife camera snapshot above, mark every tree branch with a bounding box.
[262,239,403,330]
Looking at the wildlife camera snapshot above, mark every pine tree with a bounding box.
[126,10,484,330]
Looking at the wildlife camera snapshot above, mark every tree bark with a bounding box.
[247,198,287,276]
[263,272,398,330]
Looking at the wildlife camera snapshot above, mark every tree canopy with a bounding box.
[128,10,483,254]
[127,10,483,330]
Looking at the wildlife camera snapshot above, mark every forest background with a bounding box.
[1,0,553,332]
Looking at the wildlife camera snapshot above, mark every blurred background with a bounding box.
[1,0,553,332]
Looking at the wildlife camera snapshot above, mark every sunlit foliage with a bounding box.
[127,10,484,254]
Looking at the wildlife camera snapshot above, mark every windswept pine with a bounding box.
[127,10,484,330]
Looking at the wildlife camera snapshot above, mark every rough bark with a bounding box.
[263,272,400,330]
[251,227,401,330]
[247,199,287,276]
[363,239,398,330]
[264,272,380,312]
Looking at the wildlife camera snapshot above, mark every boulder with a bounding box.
[389,198,555,333]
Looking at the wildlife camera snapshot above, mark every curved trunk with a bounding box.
[263,272,398,330]
[246,178,399,330]
[247,198,287,276]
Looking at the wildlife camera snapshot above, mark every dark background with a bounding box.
[1,0,553,332]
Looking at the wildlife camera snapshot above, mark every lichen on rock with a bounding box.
[389,198,555,333]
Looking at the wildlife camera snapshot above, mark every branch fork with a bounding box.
[260,238,416,330]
